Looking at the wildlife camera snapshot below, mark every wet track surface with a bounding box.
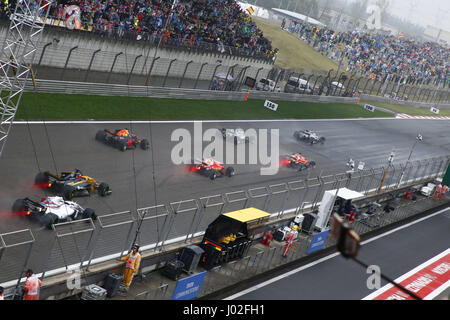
[229,208,450,300]
[0,118,449,280]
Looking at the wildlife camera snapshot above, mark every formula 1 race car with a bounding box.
[293,129,325,145]
[282,153,316,171]
[95,128,150,152]
[220,128,250,144]
[34,169,111,200]
[12,196,96,229]
[188,158,235,180]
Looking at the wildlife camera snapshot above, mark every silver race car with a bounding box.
[294,129,325,145]
[221,128,250,144]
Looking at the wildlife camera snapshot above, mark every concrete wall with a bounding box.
[0,22,273,84]
[25,79,450,111]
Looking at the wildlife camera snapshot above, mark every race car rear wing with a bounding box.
[44,171,64,181]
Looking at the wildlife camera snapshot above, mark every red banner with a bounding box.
[365,249,450,300]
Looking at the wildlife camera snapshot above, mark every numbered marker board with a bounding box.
[430,107,440,114]
[364,104,375,112]
[264,100,278,111]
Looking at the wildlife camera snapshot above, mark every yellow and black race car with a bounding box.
[35,169,111,200]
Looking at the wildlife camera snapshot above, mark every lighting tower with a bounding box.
[0,0,53,159]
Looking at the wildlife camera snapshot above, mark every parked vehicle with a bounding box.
[256,78,281,92]
[284,77,313,94]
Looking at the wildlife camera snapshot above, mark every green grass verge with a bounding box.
[253,17,341,73]
[362,101,450,117]
[16,92,393,121]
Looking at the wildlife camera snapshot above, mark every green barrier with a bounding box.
[443,163,450,186]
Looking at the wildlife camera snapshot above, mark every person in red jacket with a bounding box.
[23,269,42,300]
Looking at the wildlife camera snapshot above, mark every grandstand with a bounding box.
[278,17,449,89]
[18,0,278,60]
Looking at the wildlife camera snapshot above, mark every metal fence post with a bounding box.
[38,42,52,66]
[254,67,264,85]
[248,187,270,211]
[84,49,101,82]
[237,65,250,91]
[107,52,123,84]
[194,62,207,89]
[127,54,143,85]
[60,45,78,80]
[223,64,237,91]
[208,64,221,90]
[135,205,170,252]
[178,60,193,88]
[169,199,200,243]
[144,56,160,86]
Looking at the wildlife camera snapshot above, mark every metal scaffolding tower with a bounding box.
[0,0,52,158]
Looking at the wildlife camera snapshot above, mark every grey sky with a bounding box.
[349,0,450,31]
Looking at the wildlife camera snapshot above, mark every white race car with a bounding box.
[221,128,250,144]
[12,196,96,229]
[294,129,325,145]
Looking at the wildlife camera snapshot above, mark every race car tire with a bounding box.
[95,130,107,142]
[293,131,300,140]
[209,170,217,180]
[63,185,75,200]
[83,208,97,221]
[118,141,127,152]
[34,172,49,186]
[290,162,300,169]
[12,199,27,214]
[98,183,110,197]
[140,139,150,150]
[198,166,205,175]
[297,164,306,171]
[44,213,59,229]
[234,136,238,145]
[319,137,326,144]
[245,136,250,144]
[309,161,316,168]
[225,167,235,177]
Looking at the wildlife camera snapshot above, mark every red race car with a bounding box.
[281,153,316,171]
[95,128,150,151]
[189,158,235,180]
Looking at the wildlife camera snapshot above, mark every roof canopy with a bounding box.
[326,188,364,200]
[272,8,326,27]
[223,207,271,223]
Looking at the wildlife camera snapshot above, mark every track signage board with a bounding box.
[307,229,330,254]
[430,107,440,114]
[172,271,207,300]
[264,100,278,111]
[363,104,375,112]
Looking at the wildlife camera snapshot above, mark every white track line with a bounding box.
[13,118,402,125]
[223,206,450,300]
[362,248,450,300]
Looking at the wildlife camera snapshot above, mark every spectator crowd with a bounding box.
[0,0,277,61]
[283,19,449,88]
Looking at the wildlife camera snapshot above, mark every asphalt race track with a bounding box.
[0,118,449,281]
[226,207,450,300]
